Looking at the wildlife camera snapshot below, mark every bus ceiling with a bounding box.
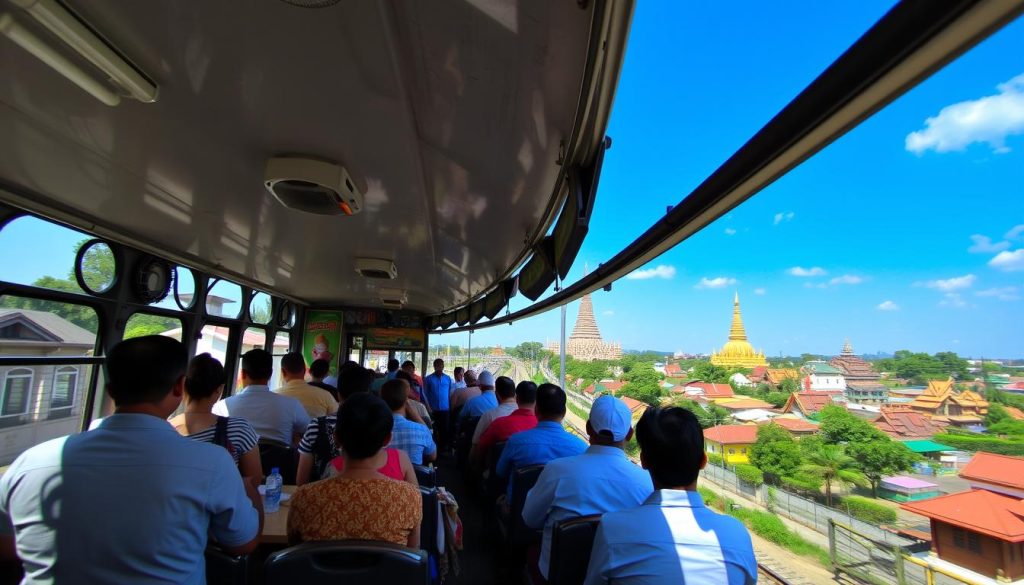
[436,0,1024,334]
[0,0,634,313]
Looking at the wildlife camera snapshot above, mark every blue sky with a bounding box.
[2,2,1022,358]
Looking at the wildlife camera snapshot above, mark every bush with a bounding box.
[933,433,1024,456]
[735,464,764,486]
[707,452,724,467]
[842,495,897,524]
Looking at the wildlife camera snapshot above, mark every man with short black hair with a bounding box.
[523,395,653,580]
[422,358,455,452]
[308,358,339,401]
[473,381,538,465]
[496,384,587,500]
[453,366,467,389]
[0,336,262,583]
[381,379,437,465]
[214,349,310,446]
[584,407,757,584]
[296,366,375,485]
[276,352,339,418]
[371,358,401,394]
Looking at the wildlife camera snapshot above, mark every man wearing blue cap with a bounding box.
[522,394,653,580]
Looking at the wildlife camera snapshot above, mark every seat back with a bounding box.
[205,545,248,585]
[547,515,602,585]
[419,487,441,556]
[259,439,297,484]
[509,464,545,546]
[264,540,429,585]
[484,441,508,498]
[414,464,436,487]
[455,416,480,471]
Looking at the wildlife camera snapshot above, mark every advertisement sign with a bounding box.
[365,327,425,350]
[303,310,343,376]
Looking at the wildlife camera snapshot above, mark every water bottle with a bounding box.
[264,467,283,513]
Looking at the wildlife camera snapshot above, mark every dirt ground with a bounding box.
[751,533,838,584]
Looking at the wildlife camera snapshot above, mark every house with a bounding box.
[765,368,799,386]
[781,390,842,419]
[801,361,847,391]
[732,408,779,423]
[664,363,684,377]
[845,381,889,404]
[902,440,955,462]
[713,397,775,412]
[901,453,1024,582]
[703,424,759,465]
[730,372,753,387]
[1005,406,1024,421]
[619,396,649,421]
[583,379,626,396]
[749,365,768,384]
[162,324,289,386]
[763,416,819,436]
[879,476,941,502]
[682,382,734,400]
[872,405,949,439]
[908,378,989,426]
[0,309,95,467]
[829,340,882,382]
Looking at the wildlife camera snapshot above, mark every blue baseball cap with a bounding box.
[589,395,633,441]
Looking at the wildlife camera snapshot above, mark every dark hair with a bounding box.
[337,366,374,400]
[433,358,444,367]
[184,353,226,400]
[339,360,360,373]
[495,376,516,399]
[241,349,273,381]
[515,381,538,404]
[106,336,188,406]
[309,359,330,379]
[454,367,464,375]
[535,383,567,419]
[336,393,394,459]
[387,358,400,371]
[395,369,416,386]
[636,407,704,487]
[280,352,306,375]
[401,360,415,370]
[380,379,409,411]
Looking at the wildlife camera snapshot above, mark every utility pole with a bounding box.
[560,304,567,390]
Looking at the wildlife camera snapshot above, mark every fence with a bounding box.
[831,520,977,585]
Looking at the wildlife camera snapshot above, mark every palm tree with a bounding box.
[799,444,868,506]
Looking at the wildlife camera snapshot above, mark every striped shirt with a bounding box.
[298,415,338,457]
[184,417,259,464]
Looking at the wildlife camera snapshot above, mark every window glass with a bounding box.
[273,331,291,356]
[249,292,272,325]
[2,369,33,416]
[123,312,181,340]
[206,279,242,319]
[50,366,78,411]
[76,241,117,295]
[241,326,269,389]
[0,216,90,294]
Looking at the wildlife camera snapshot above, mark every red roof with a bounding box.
[716,397,774,410]
[768,418,819,433]
[1003,382,1024,391]
[684,382,735,399]
[902,490,1024,542]
[1005,406,1024,421]
[783,391,840,415]
[703,425,759,445]
[750,366,768,381]
[959,453,1024,492]
[872,408,948,439]
[620,396,648,414]
[665,363,683,376]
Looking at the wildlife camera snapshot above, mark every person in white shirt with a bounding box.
[471,375,517,445]
[214,349,310,446]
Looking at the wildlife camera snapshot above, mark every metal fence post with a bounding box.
[894,543,905,585]
[828,519,837,566]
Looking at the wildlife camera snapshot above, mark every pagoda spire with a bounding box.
[728,292,749,341]
[842,339,854,355]
[570,293,602,340]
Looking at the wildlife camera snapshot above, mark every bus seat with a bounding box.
[419,487,443,557]
[546,515,601,585]
[414,464,436,487]
[482,441,507,499]
[264,540,429,585]
[204,544,248,585]
[258,439,297,484]
[500,464,545,546]
[454,416,480,472]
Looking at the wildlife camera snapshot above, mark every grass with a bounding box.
[699,486,833,568]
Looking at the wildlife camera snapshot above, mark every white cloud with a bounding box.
[1007,224,1024,240]
[626,264,676,280]
[989,249,1024,272]
[919,274,976,291]
[803,282,828,289]
[695,277,737,289]
[787,266,827,277]
[753,288,766,296]
[773,211,795,226]
[905,73,1024,154]
[877,300,900,311]
[976,286,1020,301]
[968,234,1010,254]
[601,310,615,316]
[829,275,864,285]
[939,293,967,308]
[724,228,737,236]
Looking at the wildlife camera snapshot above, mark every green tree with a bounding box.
[124,313,180,339]
[750,424,803,479]
[671,398,731,429]
[847,440,918,497]
[935,351,969,379]
[987,403,1011,426]
[818,405,887,444]
[692,361,730,383]
[779,376,800,393]
[619,364,663,406]
[799,444,868,506]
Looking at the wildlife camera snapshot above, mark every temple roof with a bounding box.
[872,407,948,439]
[570,294,603,340]
[829,340,881,380]
[766,368,799,385]
[711,293,766,367]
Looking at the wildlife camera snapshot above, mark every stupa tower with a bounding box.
[710,293,767,368]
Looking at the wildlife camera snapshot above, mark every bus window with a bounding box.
[123,312,181,340]
[206,279,242,319]
[240,326,269,388]
[363,350,389,374]
[249,292,272,325]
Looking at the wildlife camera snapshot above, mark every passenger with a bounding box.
[213,349,310,446]
[370,358,401,394]
[522,395,654,580]
[295,366,374,485]
[276,352,339,418]
[308,358,339,402]
[459,370,499,420]
[472,381,538,466]
[169,353,262,480]
[584,407,757,585]
[470,374,516,444]
[453,366,467,389]
[422,358,455,452]
[400,362,425,401]
[381,378,437,465]
[451,369,480,412]
[288,393,422,548]
[322,359,357,388]
[0,336,262,583]
[495,384,586,500]
[396,369,433,427]
[401,360,424,389]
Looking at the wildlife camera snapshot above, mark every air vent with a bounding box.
[264,157,362,216]
[379,288,407,308]
[355,258,397,280]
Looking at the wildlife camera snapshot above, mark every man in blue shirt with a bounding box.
[381,378,437,465]
[422,358,455,452]
[522,395,653,580]
[370,358,401,394]
[0,336,262,585]
[584,406,757,585]
[213,349,310,445]
[496,383,587,500]
[459,370,498,419]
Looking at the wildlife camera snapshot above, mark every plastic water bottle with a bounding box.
[264,467,282,513]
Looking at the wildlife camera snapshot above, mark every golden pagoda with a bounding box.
[710,293,767,369]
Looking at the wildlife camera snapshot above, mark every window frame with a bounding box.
[50,365,79,410]
[2,367,35,417]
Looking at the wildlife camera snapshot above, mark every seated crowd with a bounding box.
[0,335,756,584]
